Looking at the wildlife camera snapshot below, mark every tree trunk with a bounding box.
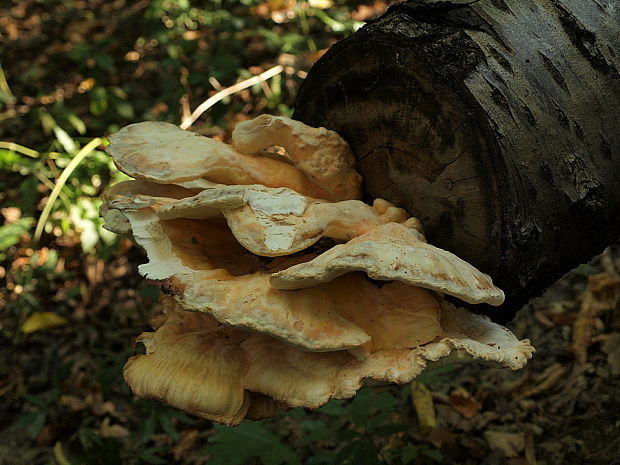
[293,0,620,322]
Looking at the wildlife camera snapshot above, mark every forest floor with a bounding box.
[1,1,619,464]
[2,230,618,465]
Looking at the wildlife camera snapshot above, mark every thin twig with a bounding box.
[0,141,39,158]
[179,65,284,130]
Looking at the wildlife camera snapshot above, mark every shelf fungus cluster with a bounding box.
[101,115,534,425]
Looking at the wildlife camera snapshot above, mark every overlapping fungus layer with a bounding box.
[101,115,534,425]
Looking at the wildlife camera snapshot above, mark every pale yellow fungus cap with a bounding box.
[106,120,360,201]
[123,297,532,425]
[102,114,532,427]
[271,222,505,306]
[157,183,408,256]
[232,114,362,201]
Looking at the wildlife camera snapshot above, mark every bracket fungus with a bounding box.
[157,184,409,256]
[102,115,534,426]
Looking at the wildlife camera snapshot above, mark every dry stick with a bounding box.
[179,65,284,130]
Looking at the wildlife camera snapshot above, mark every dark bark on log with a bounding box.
[293,0,620,322]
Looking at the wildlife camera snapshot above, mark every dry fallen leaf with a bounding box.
[602,333,620,376]
[171,430,201,462]
[1,207,21,223]
[570,272,620,365]
[448,386,482,419]
[410,381,436,434]
[60,395,87,411]
[99,417,129,439]
[514,363,567,401]
[428,427,459,448]
[21,312,67,333]
[484,431,525,458]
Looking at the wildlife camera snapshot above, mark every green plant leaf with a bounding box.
[400,445,419,464]
[420,446,443,462]
[300,419,338,445]
[333,438,382,465]
[10,411,47,438]
[0,218,34,256]
[348,388,397,430]
[67,113,87,134]
[204,422,300,465]
[90,87,109,116]
[140,411,157,443]
[53,126,77,153]
[157,410,179,441]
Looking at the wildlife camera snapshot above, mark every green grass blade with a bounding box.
[34,137,102,242]
[0,141,39,158]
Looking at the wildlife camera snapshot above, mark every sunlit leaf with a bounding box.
[21,312,68,333]
[90,87,108,116]
[67,113,87,134]
[410,381,436,434]
[0,141,39,158]
[115,101,135,119]
[39,111,57,134]
[54,441,73,465]
[53,126,77,153]
[0,218,34,256]
[34,138,102,242]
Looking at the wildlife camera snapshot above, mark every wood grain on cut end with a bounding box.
[294,0,620,322]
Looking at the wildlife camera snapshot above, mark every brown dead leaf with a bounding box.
[514,363,567,400]
[470,410,500,430]
[588,273,620,315]
[600,248,617,274]
[534,310,554,327]
[351,1,388,21]
[85,255,105,287]
[459,436,487,457]
[99,417,129,439]
[428,427,459,448]
[88,393,117,417]
[60,394,87,411]
[550,313,578,326]
[484,431,525,458]
[448,386,482,419]
[524,431,537,465]
[570,273,620,365]
[602,333,620,376]
[507,459,529,465]
[36,423,57,446]
[1,207,21,223]
[171,430,201,461]
[435,404,471,432]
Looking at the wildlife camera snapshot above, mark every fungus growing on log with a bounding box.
[270,222,505,305]
[107,120,361,201]
[102,115,534,425]
[157,184,409,256]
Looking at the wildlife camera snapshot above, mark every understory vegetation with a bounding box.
[1,1,619,464]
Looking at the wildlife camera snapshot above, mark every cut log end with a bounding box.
[294,0,620,322]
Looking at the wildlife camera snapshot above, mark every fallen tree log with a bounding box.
[293,0,620,322]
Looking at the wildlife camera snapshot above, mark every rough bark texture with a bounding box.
[293,0,620,322]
